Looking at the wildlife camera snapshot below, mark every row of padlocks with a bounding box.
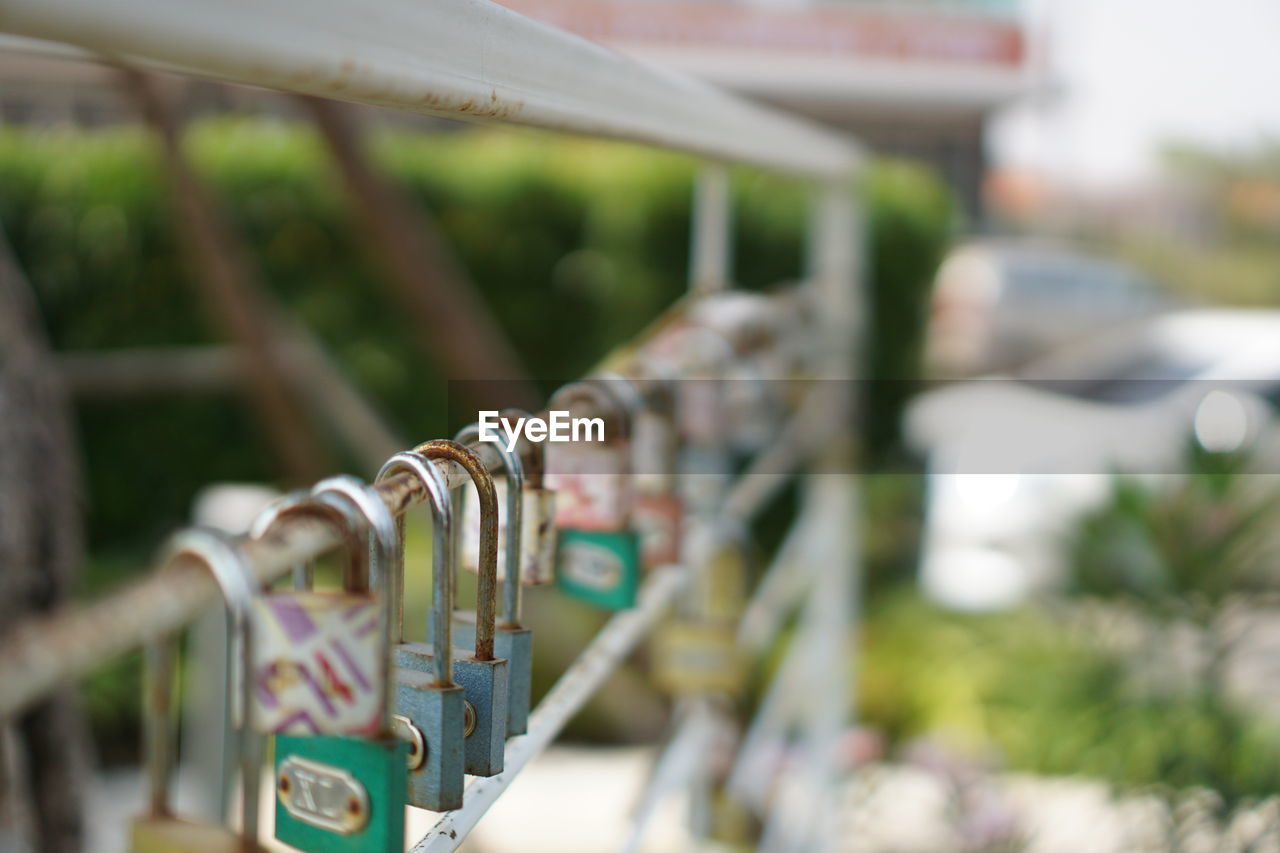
[130,312,799,852]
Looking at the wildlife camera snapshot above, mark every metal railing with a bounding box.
[0,1,864,849]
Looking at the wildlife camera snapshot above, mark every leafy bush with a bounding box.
[862,448,1280,818]
[861,594,1280,808]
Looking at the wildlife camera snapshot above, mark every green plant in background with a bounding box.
[0,118,952,560]
[862,442,1280,833]
[862,162,955,466]
[1069,445,1280,624]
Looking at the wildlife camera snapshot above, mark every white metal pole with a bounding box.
[688,164,733,294]
[0,1,861,180]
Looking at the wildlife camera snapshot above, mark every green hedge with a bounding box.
[0,119,951,558]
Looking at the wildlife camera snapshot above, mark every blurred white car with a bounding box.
[907,309,1280,611]
[925,240,1173,378]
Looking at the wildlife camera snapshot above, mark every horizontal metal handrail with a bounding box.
[0,0,863,179]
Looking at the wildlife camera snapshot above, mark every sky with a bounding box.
[989,0,1280,186]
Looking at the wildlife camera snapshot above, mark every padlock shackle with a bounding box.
[547,379,632,445]
[311,476,401,736]
[248,491,367,591]
[499,408,545,489]
[656,323,738,374]
[413,440,500,662]
[453,422,525,627]
[548,378,640,522]
[628,365,682,481]
[650,324,738,445]
[594,371,666,503]
[375,451,455,687]
[150,528,258,843]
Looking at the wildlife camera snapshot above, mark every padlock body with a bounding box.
[437,611,533,736]
[461,484,557,585]
[395,671,465,811]
[652,622,745,695]
[677,446,732,516]
[524,487,558,584]
[272,733,406,853]
[396,643,509,777]
[248,591,385,735]
[707,788,760,845]
[699,543,748,623]
[556,528,642,610]
[631,493,683,570]
[130,817,247,853]
[545,446,627,530]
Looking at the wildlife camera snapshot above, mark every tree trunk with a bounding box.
[0,227,90,852]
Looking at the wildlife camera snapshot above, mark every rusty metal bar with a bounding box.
[302,96,540,414]
[55,346,240,398]
[122,66,333,484]
[0,294,817,720]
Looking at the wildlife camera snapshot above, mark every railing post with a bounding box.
[689,164,733,295]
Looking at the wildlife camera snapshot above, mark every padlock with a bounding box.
[691,519,751,624]
[648,324,735,447]
[677,442,733,520]
[651,621,745,696]
[502,407,558,585]
[705,786,760,847]
[547,379,644,610]
[438,421,533,737]
[723,361,784,455]
[245,492,384,736]
[374,451,467,811]
[458,408,558,586]
[268,476,408,853]
[131,528,261,852]
[651,520,752,697]
[544,380,630,531]
[395,439,509,777]
[648,326,737,515]
[626,373,684,570]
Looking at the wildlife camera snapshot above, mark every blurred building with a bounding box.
[496,0,1034,215]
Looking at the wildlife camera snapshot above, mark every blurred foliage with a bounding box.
[1162,139,1280,246]
[0,118,952,559]
[1118,237,1280,308]
[861,594,1280,810]
[1110,139,1280,307]
[863,472,928,591]
[863,164,954,464]
[1068,445,1280,624]
[863,446,1280,822]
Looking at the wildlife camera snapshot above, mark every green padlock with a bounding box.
[397,440,509,778]
[271,476,408,853]
[131,528,262,852]
[375,450,467,811]
[438,421,533,737]
[548,378,643,610]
